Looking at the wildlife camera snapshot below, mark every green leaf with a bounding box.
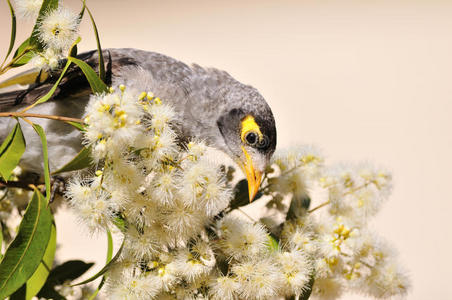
[45,260,94,285]
[68,56,108,94]
[29,59,72,107]
[12,38,31,59]
[85,5,105,81]
[112,214,127,233]
[22,38,80,112]
[266,235,279,252]
[7,37,34,68]
[52,146,92,175]
[106,229,113,263]
[31,124,50,204]
[30,0,59,48]
[0,122,26,181]
[25,221,56,300]
[66,121,86,131]
[0,190,52,299]
[87,277,105,300]
[72,239,124,286]
[37,260,94,300]
[10,51,34,68]
[88,229,113,299]
[2,0,16,67]
[79,0,86,19]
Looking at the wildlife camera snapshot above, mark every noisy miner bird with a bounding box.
[0,48,276,201]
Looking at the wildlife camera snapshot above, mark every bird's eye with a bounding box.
[245,131,258,145]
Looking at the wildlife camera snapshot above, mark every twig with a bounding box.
[236,207,258,223]
[308,200,330,213]
[0,112,84,124]
[0,180,39,191]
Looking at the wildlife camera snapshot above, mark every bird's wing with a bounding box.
[0,48,197,113]
[0,50,108,112]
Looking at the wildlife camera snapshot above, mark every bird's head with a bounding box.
[216,89,276,202]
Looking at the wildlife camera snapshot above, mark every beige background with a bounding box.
[1,0,452,299]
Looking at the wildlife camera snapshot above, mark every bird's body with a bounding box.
[0,48,276,200]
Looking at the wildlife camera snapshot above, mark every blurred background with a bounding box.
[1,0,451,299]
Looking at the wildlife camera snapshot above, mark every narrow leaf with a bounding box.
[68,56,108,94]
[29,60,71,108]
[87,277,105,300]
[37,260,94,300]
[2,0,16,67]
[88,229,113,299]
[10,51,35,68]
[106,229,113,263]
[12,38,31,59]
[21,38,80,112]
[25,221,56,300]
[10,38,34,68]
[266,235,279,252]
[0,190,52,299]
[86,5,105,81]
[31,124,50,204]
[79,0,86,19]
[44,260,94,286]
[0,122,26,181]
[65,121,86,131]
[51,146,92,175]
[72,240,124,286]
[112,214,127,233]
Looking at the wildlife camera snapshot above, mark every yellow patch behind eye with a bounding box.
[241,115,263,142]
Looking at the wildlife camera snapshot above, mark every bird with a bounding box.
[0,48,277,201]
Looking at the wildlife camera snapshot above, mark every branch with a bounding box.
[308,200,330,213]
[0,112,84,124]
[0,180,39,191]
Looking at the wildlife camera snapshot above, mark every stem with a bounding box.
[0,112,84,124]
[0,48,32,75]
[236,207,258,223]
[0,180,40,191]
[308,200,330,213]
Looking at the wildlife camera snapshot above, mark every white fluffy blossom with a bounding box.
[83,88,145,161]
[37,6,80,51]
[66,177,112,233]
[232,259,283,299]
[30,48,62,70]
[208,275,238,300]
[276,250,313,297]
[13,0,42,20]
[320,162,392,223]
[217,217,269,260]
[364,261,410,298]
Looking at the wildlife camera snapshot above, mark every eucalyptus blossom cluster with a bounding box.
[265,148,410,299]
[13,0,81,70]
[66,85,410,299]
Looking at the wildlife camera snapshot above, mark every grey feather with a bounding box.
[0,48,276,174]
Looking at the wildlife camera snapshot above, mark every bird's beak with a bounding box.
[240,146,263,202]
